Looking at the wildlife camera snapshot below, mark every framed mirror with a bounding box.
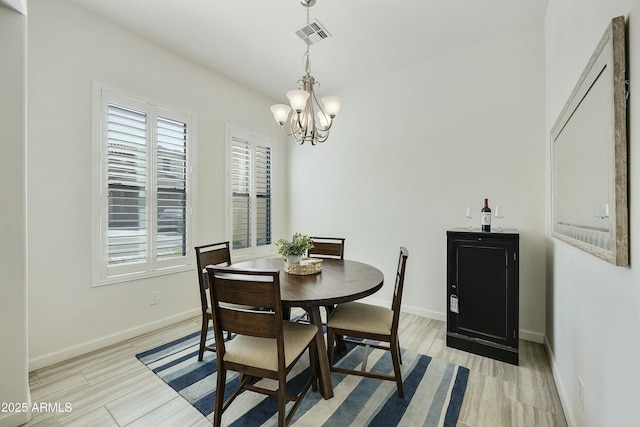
[551,16,628,266]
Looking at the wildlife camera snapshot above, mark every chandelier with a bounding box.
[270,0,342,145]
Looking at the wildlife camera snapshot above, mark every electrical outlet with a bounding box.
[578,376,585,410]
[150,291,160,305]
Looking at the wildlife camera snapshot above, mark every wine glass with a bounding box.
[494,206,505,231]
[465,207,475,229]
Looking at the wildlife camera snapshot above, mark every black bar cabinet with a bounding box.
[446,228,519,365]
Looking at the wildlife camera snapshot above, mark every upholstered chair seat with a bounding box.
[224,322,318,371]
[326,302,393,335]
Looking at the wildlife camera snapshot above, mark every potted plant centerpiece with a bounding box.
[276,233,313,265]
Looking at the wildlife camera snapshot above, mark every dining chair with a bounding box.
[308,236,345,260]
[207,265,319,427]
[194,241,233,361]
[295,236,346,323]
[326,246,409,397]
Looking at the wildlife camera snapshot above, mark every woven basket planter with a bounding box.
[283,258,323,275]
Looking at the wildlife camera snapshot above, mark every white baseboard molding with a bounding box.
[400,303,447,322]
[29,308,200,371]
[544,336,576,427]
[519,328,544,344]
[359,296,447,322]
[362,296,544,343]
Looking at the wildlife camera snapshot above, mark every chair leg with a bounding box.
[214,367,226,427]
[312,352,319,392]
[324,304,335,318]
[391,337,404,398]
[309,343,318,392]
[277,374,286,427]
[198,316,209,361]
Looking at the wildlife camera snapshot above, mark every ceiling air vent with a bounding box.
[295,19,331,45]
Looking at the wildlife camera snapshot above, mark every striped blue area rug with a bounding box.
[136,328,469,426]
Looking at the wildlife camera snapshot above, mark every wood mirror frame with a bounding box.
[551,16,628,266]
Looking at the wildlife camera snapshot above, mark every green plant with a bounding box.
[275,233,314,257]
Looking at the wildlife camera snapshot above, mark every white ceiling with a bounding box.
[63,0,548,102]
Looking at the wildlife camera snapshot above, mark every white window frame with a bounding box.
[92,83,195,286]
[225,124,276,260]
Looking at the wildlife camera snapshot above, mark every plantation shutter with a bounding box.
[106,104,148,266]
[156,116,188,259]
[255,144,272,247]
[228,129,273,253]
[231,137,251,250]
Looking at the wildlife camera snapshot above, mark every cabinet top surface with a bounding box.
[447,227,519,236]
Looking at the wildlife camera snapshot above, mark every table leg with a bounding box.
[307,306,333,399]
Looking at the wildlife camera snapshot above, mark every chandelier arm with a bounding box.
[290,113,303,140]
[294,111,306,131]
[308,85,333,132]
[307,95,318,139]
[289,109,310,145]
[313,131,329,144]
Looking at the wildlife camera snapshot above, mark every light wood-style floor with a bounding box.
[24,313,567,427]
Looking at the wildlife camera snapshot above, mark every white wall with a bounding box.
[545,1,640,426]
[288,25,547,340]
[19,0,640,424]
[26,0,287,369]
[0,2,30,426]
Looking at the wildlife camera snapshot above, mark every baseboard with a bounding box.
[400,303,447,322]
[519,328,544,344]
[362,296,544,343]
[28,308,200,371]
[360,296,447,322]
[544,336,576,427]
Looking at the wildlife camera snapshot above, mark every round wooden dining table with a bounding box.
[233,257,384,399]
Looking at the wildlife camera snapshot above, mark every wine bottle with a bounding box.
[481,198,491,232]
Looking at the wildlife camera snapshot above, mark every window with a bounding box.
[226,126,274,258]
[93,85,193,285]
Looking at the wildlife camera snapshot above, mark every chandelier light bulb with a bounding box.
[321,96,342,118]
[286,90,310,112]
[317,110,330,128]
[270,104,292,126]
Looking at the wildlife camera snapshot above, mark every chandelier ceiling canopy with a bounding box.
[270,0,342,145]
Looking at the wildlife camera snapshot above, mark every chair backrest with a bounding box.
[206,266,285,364]
[391,247,409,329]
[194,242,232,311]
[308,237,345,259]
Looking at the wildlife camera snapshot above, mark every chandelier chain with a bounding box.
[304,47,311,76]
[304,2,311,75]
[306,1,310,25]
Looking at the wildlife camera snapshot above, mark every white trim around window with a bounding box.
[92,83,196,286]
